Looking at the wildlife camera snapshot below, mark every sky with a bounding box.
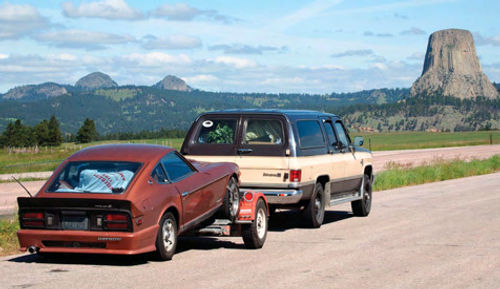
[0,0,498,94]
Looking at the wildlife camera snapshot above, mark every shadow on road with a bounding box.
[8,252,152,266]
[269,209,353,232]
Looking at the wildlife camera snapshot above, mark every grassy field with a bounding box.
[0,138,184,174]
[0,131,499,175]
[355,131,499,151]
[373,155,500,191]
[0,216,19,256]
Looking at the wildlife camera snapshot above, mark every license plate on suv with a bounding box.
[62,215,89,230]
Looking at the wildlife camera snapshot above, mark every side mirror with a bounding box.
[354,136,364,147]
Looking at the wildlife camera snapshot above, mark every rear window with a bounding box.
[48,161,141,194]
[297,120,325,148]
[196,118,237,144]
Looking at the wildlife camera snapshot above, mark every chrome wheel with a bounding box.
[227,179,240,218]
[162,219,176,252]
[256,207,267,240]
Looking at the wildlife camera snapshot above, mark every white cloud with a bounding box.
[48,53,78,61]
[142,35,202,50]
[36,30,135,50]
[400,27,426,35]
[0,53,9,59]
[474,32,500,46]
[331,49,374,58]
[0,2,50,39]
[62,0,143,20]
[151,3,237,23]
[212,56,257,68]
[184,74,218,83]
[121,52,192,67]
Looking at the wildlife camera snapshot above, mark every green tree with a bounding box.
[1,120,35,147]
[47,114,63,146]
[34,120,50,145]
[76,118,98,143]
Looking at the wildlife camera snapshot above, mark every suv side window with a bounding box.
[161,152,195,182]
[297,120,325,148]
[243,119,283,145]
[323,120,338,147]
[196,118,238,144]
[334,121,350,148]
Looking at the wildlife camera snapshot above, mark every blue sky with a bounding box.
[0,0,498,93]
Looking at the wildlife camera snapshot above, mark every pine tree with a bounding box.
[76,118,98,143]
[34,120,50,145]
[47,115,63,146]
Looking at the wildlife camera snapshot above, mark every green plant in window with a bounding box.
[207,123,234,144]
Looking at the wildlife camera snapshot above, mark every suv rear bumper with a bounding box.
[241,188,302,204]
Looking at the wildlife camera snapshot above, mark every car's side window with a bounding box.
[195,118,238,144]
[334,121,350,148]
[243,119,283,145]
[161,152,195,182]
[323,120,338,147]
[297,120,325,148]
[152,164,168,184]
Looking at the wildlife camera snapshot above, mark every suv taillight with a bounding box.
[22,212,44,228]
[104,213,130,231]
[290,169,302,182]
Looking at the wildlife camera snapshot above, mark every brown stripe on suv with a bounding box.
[181,109,374,228]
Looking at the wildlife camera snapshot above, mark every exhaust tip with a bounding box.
[28,246,39,254]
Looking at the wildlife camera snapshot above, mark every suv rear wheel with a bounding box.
[303,182,325,228]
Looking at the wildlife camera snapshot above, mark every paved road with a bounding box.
[1,172,499,289]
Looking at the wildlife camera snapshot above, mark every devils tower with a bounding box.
[410,29,498,99]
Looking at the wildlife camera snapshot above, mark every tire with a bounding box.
[303,182,325,228]
[155,212,178,261]
[351,174,372,217]
[220,177,240,221]
[242,198,268,249]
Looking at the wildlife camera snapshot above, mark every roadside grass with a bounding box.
[373,155,500,191]
[355,131,499,151]
[0,138,184,175]
[0,216,19,256]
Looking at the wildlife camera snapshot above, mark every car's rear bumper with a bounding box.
[17,225,158,255]
[241,188,302,204]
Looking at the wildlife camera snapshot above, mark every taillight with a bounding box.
[243,191,254,202]
[290,169,302,182]
[22,212,44,228]
[104,213,130,231]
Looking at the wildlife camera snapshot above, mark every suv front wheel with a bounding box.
[303,182,325,228]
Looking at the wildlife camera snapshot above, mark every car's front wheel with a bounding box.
[221,177,240,221]
[155,212,178,261]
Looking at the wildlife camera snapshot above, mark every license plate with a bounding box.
[62,215,89,230]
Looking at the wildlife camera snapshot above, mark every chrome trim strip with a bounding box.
[241,188,303,204]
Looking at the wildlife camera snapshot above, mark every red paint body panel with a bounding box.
[17,144,239,255]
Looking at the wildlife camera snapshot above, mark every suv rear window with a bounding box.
[244,119,283,145]
[196,118,237,144]
[297,120,325,148]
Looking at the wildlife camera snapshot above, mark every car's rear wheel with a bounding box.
[303,182,325,228]
[242,198,268,249]
[155,212,177,261]
[221,177,240,221]
[351,174,372,217]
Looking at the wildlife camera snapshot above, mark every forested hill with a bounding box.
[0,86,409,134]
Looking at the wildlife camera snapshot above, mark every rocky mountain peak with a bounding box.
[410,29,498,99]
[2,82,68,101]
[75,72,118,90]
[153,75,192,92]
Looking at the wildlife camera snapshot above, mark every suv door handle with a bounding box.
[237,148,253,154]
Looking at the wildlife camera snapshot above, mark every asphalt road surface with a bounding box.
[1,172,499,289]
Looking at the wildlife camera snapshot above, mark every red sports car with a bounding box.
[17,144,241,260]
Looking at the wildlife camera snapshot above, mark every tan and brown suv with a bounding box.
[181,109,374,228]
